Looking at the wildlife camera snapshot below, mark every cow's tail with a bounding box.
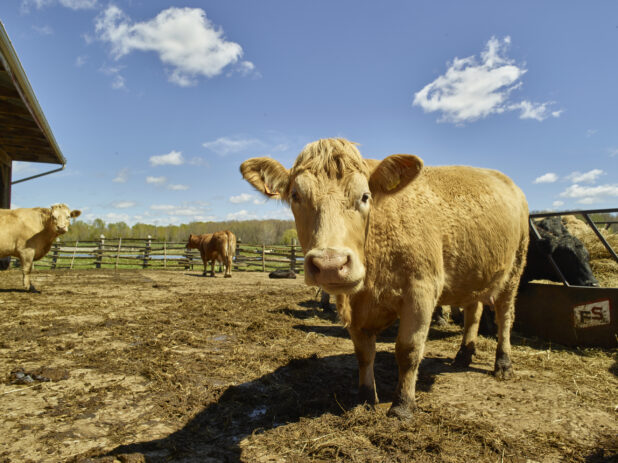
[227,231,236,274]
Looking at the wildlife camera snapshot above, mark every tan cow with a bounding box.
[0,204,81,292]
[241,138,529,419]
[186,230,236,278]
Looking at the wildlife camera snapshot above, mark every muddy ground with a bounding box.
[0,269,616,463]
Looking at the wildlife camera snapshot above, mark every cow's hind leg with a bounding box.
[348,326,378,406]
[493,289,515,379]
[224,256,232,278]
[388,291,434,420]
[453,301,483,368]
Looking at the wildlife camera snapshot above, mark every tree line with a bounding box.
[62,211,615,245]
[63,219,298,245]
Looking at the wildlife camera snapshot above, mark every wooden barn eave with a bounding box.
[0,21,66,167]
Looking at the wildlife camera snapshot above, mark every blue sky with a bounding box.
[2,0,616,225]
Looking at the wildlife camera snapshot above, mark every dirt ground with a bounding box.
[0,269,616,463]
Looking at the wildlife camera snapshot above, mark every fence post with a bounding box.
[96,235,105,269]
[234,238,241,270]
[290,244,296,271]
[115,237,122,270]
[163,241,167,268]
[262,244,266,272]
[143,235,151,269]
[51,239,60,270]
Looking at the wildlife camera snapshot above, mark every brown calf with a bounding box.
[186,230,236,277]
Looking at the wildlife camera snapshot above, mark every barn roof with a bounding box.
[0,21,65,166]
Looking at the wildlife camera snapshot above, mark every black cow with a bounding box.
[268,268,297,279]
[522,216,598,286]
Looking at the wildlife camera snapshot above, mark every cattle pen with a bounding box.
[4,238,304,274]
[0,268,616,462]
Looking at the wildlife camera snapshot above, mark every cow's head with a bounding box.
[524,217,599,287]
[49,204,81,235]
[186,234,200,249]
[241,138,422,294]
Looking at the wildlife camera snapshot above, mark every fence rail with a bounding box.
[5,237,304,274]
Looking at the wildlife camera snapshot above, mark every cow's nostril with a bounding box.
[309,258,321,275]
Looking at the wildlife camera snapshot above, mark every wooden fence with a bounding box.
[5,237,304,274]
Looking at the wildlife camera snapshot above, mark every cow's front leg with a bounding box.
[18,249,37,292]
[209,260,216,277]
[347,326,378,406]
[388,297,433,419]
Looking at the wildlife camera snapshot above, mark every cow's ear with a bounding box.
[369,154,423,196]
[70,210,81,218]
[240,157,290,200]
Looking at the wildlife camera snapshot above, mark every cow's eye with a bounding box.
[361,193,371,203]
[291,191,300,202]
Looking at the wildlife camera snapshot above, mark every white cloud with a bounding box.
[608,148,618,158]
[75,55,87,67]
[508,101,558,121]
[113,167,129,183]
[146,176,167,185]
[566,169,604,184]
[202,136,259,156]
[105,212,130,222]
[413,36,560,124]
[32,25,53,35]
[150,204,175,211]
[167,184,189,191]
[229,193,267,205]
[111,74,126,90]
[227,209,257,221]
[586,129,598,138]
[229,193,254,204]
[559,183,618,204]
[12,162,38,175]
[100,64,126,90]
[148,202,213,223]
[174,208,204,216]
[94,6,255,86]
[149,150,184,166]
[21,0,97,11]
[112,201,136,209]
[552,200,564,208]
[533,172,558,184]
[188,156,209,167]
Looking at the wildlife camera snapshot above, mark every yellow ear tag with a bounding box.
[386,178,400,191]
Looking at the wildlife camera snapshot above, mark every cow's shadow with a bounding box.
[83,352,464,462]
[0,287,35,293]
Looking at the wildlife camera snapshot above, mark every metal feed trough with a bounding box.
[515,208,618,348]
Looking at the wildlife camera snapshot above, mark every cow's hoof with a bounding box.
[493,353,513,380]
[28,285,40,294]
[224,274,232,278]
[493,364,514,380]
[358,385,377,406]
[453,343,475,368]
[387,402,416,420]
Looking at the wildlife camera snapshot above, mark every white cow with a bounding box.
[0,204,81,292]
